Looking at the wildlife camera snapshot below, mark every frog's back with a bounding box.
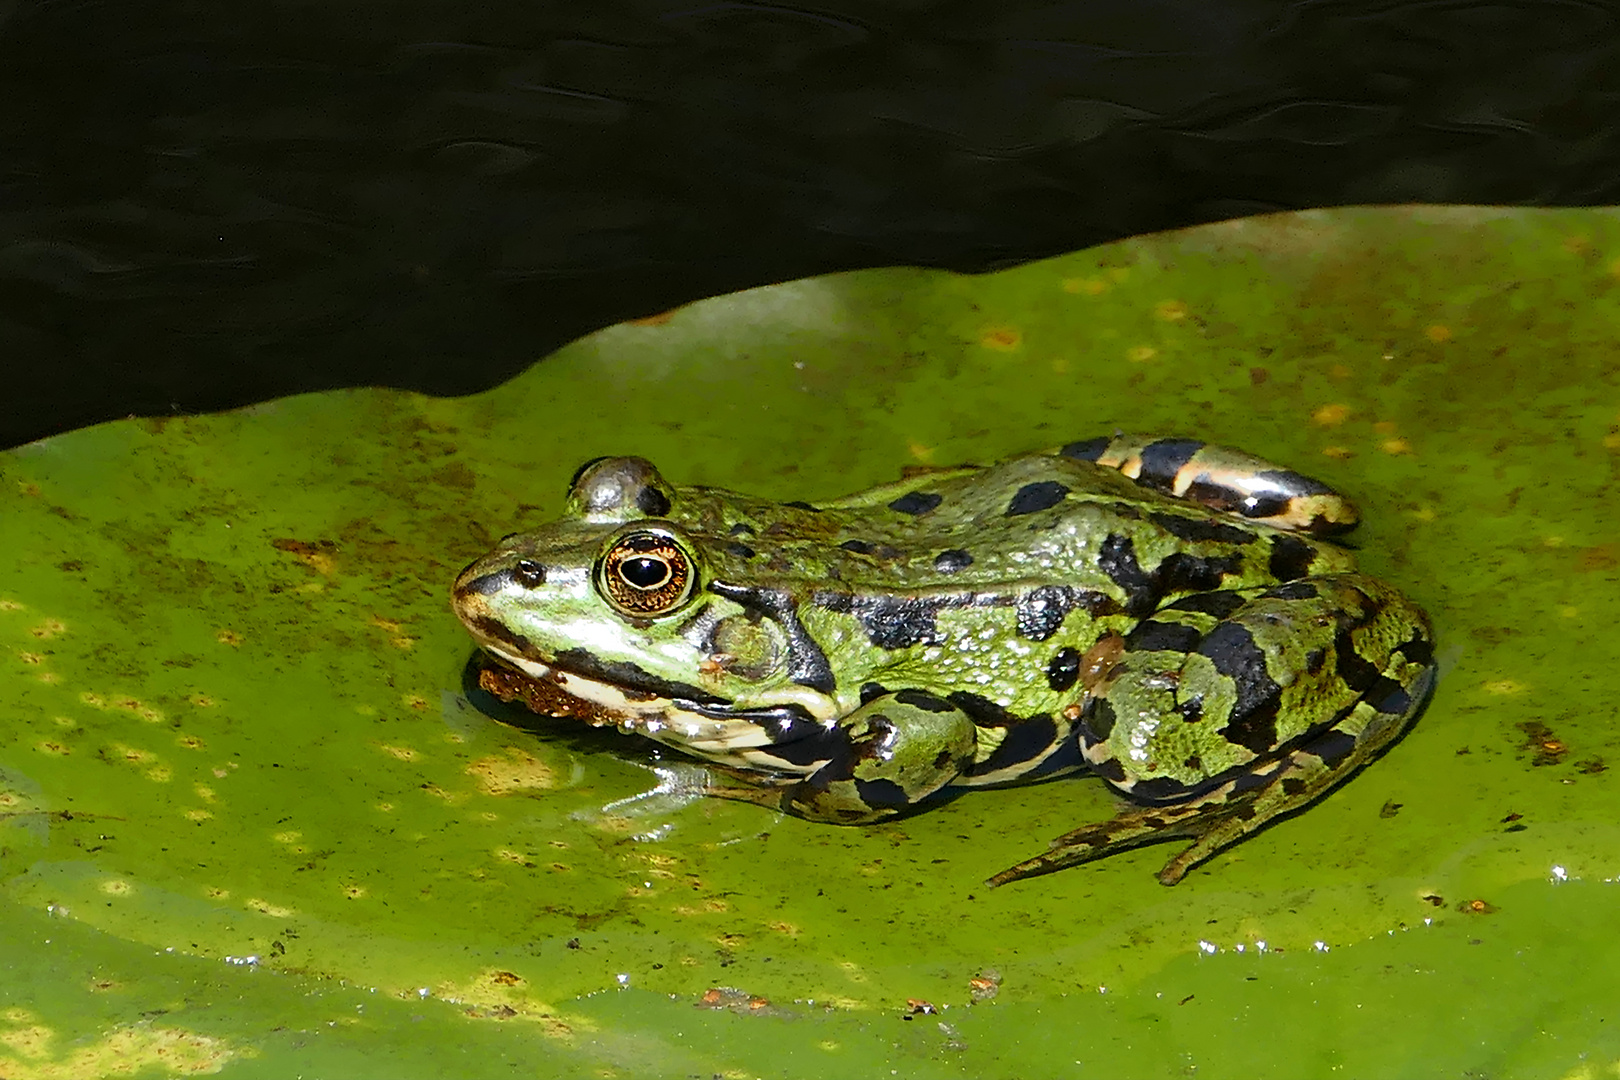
[680,446,1355,621]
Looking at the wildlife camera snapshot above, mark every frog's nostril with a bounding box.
[513,560,547,588]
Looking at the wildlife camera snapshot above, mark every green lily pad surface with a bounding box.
[4,206,1620,1077]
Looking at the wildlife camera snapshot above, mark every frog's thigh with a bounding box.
[770,691,980,824]
[991,574,1434,886]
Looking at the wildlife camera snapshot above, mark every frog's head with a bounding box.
[452,457,837,755]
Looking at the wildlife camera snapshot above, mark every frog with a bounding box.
[451,435,1435,886]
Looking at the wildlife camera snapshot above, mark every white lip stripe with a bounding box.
[486,646,786,760]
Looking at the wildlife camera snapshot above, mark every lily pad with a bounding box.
[4,205,1620,1077]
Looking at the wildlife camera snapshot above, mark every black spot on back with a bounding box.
[839,539,875,555]
[1165,590,1247,619]
[784,500,822,512]
[1097,534,1157,615]
[1155,551,1244,596]
[728,522,755,537]
[1149,512,1257,545]
[724,542,757,560]
[1125,620,1202,654]
[1046,647,1081,692]
[933,549,974,574]
[887,491,942,515]
[1268,535,1316,581]
[1006,481,1070,517]
[1016,585,1080,641]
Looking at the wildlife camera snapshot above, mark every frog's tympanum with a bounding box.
[452,436,1434,885]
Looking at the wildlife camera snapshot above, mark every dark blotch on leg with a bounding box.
[1080,697,1117,741]
[1136,439,1204,492]
[933,548,974,574]
[1333,629,1383,692]
[1199,622,1282,754]
[853,777,911,809]
[1309,729,1358,767]
[947,690,1013,727]
[1128,776,1194,802]
[895,688,955,713]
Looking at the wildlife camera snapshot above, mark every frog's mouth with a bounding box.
[470,637,828,762]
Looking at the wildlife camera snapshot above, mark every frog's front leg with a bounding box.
[990,573,1435,886]
[706,691,980,824]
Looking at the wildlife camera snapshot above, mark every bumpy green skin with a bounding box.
[452,436,1435,885]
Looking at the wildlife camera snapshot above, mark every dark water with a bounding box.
[1,0,1616,448]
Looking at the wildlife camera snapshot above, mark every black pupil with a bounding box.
[620,556,670,589]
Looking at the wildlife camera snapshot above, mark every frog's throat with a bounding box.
[484,645,838,760]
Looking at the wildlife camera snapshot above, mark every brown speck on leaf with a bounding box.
[1459,898,1497,915]
[1249,367,1269,385]
[905,999,938,1016]
[1379,800,1403,819]
[1575,544,1620,571]
[1577,757,1608,775]
[1517,721,1569,766]
[1421,893,1444,907]
[968,972,1001,1003]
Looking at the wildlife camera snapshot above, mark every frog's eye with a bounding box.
[598,530,695,617]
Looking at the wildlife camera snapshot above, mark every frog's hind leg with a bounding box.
[1058,434,1360,536]
[989,574,1436,886]
[705,690,980,825]
[988,661,1434,887]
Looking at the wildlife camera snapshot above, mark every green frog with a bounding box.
[452,436,1435,886]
